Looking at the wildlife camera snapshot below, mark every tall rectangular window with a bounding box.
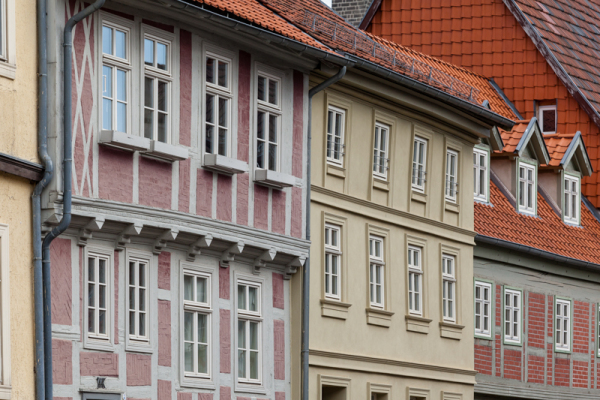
[326,106,345,165]
[473,148,488,201]
[237,281,261,383]
[555,299,571,351]
[87,254,111,341]
[564,175,579,224]
[442,255,456,322]
[205,53,231,156]
[474,281,492,337]
[0,0,6,61]
[408,246,423,315]
[183,270,211,378]
[127,258,148,343]
[143,34,171,143]
[445,150,458,202]
[369,236,384,309]
[504,288,521,344]
[538,104,557,134]
[412,137,427,191]
[324,224,341,300]
[518,162,536,214]
[102,23,130,133]
[373,123,389,179]
[256,72,281,171]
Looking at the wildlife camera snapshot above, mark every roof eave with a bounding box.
[560,132,593,176]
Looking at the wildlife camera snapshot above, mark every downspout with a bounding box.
[302,66,346,400]
[41,1,105,399]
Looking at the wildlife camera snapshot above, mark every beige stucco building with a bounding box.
[0,0,41,398]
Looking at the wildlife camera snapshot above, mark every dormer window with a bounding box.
[538,105,556,135]
[563,175,580,224]
[518,161,536,215]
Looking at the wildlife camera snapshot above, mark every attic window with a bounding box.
[564,175,580,225]
[538,105,557,134]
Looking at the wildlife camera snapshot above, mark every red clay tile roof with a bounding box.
[476,182,600,265]
[544,133,576,166]
[498,120,531,153]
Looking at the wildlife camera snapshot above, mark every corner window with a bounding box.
[324,224,341,300]
[183,270,211,378]
[373,122,389,180]
[127,257,149,343]
[204,53,231,156]
[503,288,521,344]
[555,298,571,352]
[538,104,557,134]
[412,137,427,192]
[143,34,171,143]
[445,150,458,202]
[474,281,492,337]
[441,255,456,322]
[101,22,130,133]
[86,253,111,342]
[369,236,384,309]
[326,106,345,165]
[256,72,281,171]
[518,162,536,215]
[564,175,580,224]
[237,281,262,384]
[408,246,423,315]
[473,148,488,201]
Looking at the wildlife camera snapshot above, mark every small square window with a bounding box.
[538,104,557,134]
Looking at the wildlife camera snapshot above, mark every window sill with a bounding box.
[254,169,296,189]
[203,153,249,175]
[234,381,267,395]
[411,190,427,203]
[83,337,115,352]
[326,163,346,178]
[405,314,431,334]
[99,130,151,152]
[320,298,352,320]
[0,385,11,400]
[125,339,152,353]
[366,307,394,327]
[142,140,189,162]
[180,376,216,390]
[373,178,389,192]
[444,201,459,214]
[0,61,15,80]
[474,333,493,340]
[439,321,464,340]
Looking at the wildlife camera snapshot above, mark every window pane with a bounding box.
[99,260,106,283]
[198,314,207,342]
[218,61,228,87]
[184,312,193,341]
[88,283,95,307]
[250,351,258,380]
[99,310,106,334]
[238,349,246,378]
[238,285,246,310]
[198,344,208,374]
[139,313,145,336]
[144,39,153,66]
[158,81,167,112]
[257,111,265,139]
[102,99,112,131]
[238,320,246,348]
[115,30,126,59]
[218,97,228,127]
[158,113,167,143]
[116,102,126,133]
[144,77,154,108]
[196,277,207,303]
[269,114,278,143]
[156,42,167,70]
[268,143,277,172]
[206,57,215,84]
[249,322,258,350]
[268,79,278,105]
[99,285,106,308]
[257,76,266,101]
[184,342,193,372]
[129,286,135,309]
[249,287,258,312]
[88,308,95,332]
[219,128,227,156]
[102,26,112,55]
[139,289,145,311]
[129,311,135,335]
[184,275,194,301]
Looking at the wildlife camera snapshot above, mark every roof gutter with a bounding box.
[476,234,600,272]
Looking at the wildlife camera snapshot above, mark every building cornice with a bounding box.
[0,152,43,181]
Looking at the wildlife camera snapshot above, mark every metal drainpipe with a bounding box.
[302,66,346,400]
[40,1,105,399]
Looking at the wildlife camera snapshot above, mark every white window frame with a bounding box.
[0,0,6,62]
[503,288,521,345]
[445,149,458,202]
[326,106,346,166]
[255,70,282,172]
[538,104,557,134]
[518,161,537,215]
[555,298,571,352]
[473,147,488,202]
[203,51,232,157]
[373,122,390,180]
[236,279,263,385]
[563,174,580,225]
[126,253,150,346]
[0,224,11,393]
[0,0,15,79]
[412,137,427,192]
[408,246,423,316]
[442,255,456,322]
[83,247,113,351]
[324,224,342,301]
[474,281,492,338]
[369,236,385,309]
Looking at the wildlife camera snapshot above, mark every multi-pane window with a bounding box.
[237,282,261,383]
[518,162,536,214]
[324,224,341,300]
[87,254,110,340]
[0,0,5,61]
[442,255,456,322]
[473,148,488,201]
[555,299,571,351]
[408,246,423,315]
[127,258,148,342]
[256,73,280,171]
[205,54,231,156]
[412,137,427,191]
[143,34,171,143]
[564,175,579,224]
[369,236,384,309]
[373,123,389,179]
[504,289,521,344]
[474,281,492,337]
[445,150,458,202]
[538,104,557,134]
[183,271,211,378]
[326,106,345,165]
[102,23,130,133]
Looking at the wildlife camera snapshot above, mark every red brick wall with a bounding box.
[574,301,590,354]
[474,343,492,375]
[527,355,544,384]
[573,360,589,388]
[528,293,545,348]
[555,357,570,387]
[503,349,522,380]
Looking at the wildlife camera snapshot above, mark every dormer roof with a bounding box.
[496,118,550,164]
[544,132,593,176]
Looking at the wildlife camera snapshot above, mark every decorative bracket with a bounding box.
[284,256,306,280]
[220,241,244,267]
[186,234,213,262]
[115,223,143,251]
[253,248,277,275]
[153,228,179,255]
[77,217,105,247]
